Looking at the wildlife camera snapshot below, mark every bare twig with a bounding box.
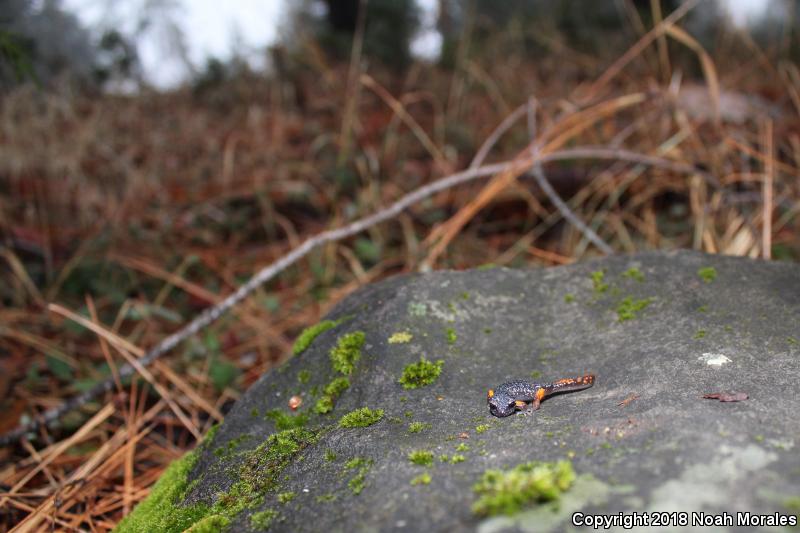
[469,102,528,169]
[0,147,710,445]
[362,74,449,170]
[337,0,368,167]
[762,119,774,259]
[527,99,614,254]
[0,160,509,446]
[578,0,700,102]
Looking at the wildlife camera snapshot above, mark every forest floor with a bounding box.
[1,15,799,531]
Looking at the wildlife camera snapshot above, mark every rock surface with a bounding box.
[121,251,800,532]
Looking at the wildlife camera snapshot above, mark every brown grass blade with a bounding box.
[664,25,720,124]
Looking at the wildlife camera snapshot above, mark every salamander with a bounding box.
[487,374,595,417]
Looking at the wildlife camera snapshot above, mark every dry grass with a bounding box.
[1,12,799,531]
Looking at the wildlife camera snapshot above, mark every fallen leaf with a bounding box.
[702,392,748,402]
[617,393,639,407]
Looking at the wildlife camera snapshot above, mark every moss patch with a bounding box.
[330,331,365,375]
[277,492,295,504]
[590,270,608,294]
[184,514,229,533]
[314,377,350,414]
[616,297,653,322]
[212,428,319,522]
[698,266,717,283]
[622,267,644,282]
[115,450,208,533]
[445,328,457,344]
[250,509,278,530]
[408,422,430,434]
[313,396,335,414]
[411,472,432,485]
[408,450,434,466]
[388,331,413,344]
[471,460,576,516]
[264,409,309,430]
[344,457,373,495]
[338,407,384,428]
[213,434,252,460]
[399,357,444,389]
[292,319,343,356]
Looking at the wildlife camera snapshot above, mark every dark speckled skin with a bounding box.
[488,374,595,417]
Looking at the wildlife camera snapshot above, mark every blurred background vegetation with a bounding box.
[1,0,799,529]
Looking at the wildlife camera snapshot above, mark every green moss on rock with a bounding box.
[616,297,653,321]
[213,428,319,521]
[344,457,373,495]
[330,331,365,375]
[250,509,278,530]
[471,460,575,516]
[698,266,717,283]
[411,472,432,485]
[408,450,434,466]
[325,376,350,396]
[292,319,342,356]
[313,377,350,414]
[338,407,384,428]
[213,434,252,460]
[185,514,229,533]
[622,267,644,282]
[388,331,413,344]
[277,492,295,504]
[264,409,309,430]
[408,422,430,434]
[314,396,334,414]
[115,450,209,533]
[399,357,444,389]
[590,270,608,293]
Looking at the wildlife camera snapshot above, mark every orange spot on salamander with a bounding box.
[487,389,494,399]
[536,388,546,401]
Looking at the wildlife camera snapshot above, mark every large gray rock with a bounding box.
[121,251,800,532]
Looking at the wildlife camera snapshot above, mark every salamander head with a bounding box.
[487,389,515,417]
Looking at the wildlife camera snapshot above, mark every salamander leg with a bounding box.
[531,388,546,411]
[513,400,533,416]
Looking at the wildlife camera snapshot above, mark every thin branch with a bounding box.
[0,160,510,446]
[0,147,710,445]
[527,99,614,254]
[578,0,700,102]
[762,119,774,259]
[469,102,528,169]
